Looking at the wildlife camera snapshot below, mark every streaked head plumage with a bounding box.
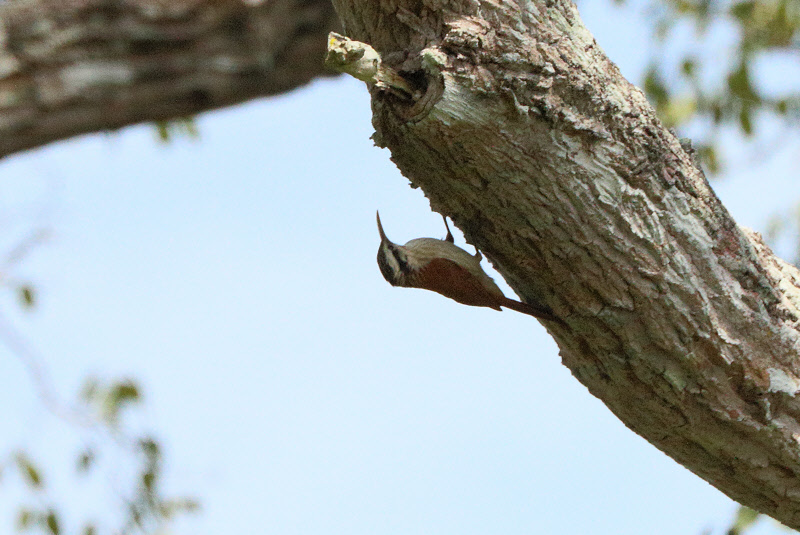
[376,211,408,285]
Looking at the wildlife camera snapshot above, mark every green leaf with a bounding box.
[728,505,760,534]
[16,509,34,531]
[696,145,720,174]
[695,0,712,26]
[730,1,755,22]
[159,497,201,519]
[102,379,141,424]
[45,510,59,535]
[644,67,669,107]
[681,58,696,77]
[739,106,753,135]
[155,121,170,142]
[727,62,758,103]
[14,453,42,490]
[81,524,96,535]
[109,380,140,405]
[674,0,693,14]
[664,97,698,126]
[711,102,723,124]
[139,438,160,460]
[152,117,199,143]
[18,285,35,308]
[142,470,156,494]
[76,449,95,474]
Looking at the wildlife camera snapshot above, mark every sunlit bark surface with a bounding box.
[331,0,800,528]
[0,0,339,158]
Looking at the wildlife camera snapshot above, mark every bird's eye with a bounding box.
[377,247,398,283]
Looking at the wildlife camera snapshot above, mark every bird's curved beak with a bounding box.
[376,211,390,243]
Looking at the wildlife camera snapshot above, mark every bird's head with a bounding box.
[376,211,410,286]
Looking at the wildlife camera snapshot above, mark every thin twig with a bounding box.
[0,309,95,427]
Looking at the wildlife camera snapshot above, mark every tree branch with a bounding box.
[331,0,800,528]
[0,0,340,159]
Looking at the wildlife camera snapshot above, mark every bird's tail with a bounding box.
[500,297,562,324]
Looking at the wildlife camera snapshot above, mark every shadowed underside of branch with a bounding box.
[330,0,800,528]
[0,0,340,159]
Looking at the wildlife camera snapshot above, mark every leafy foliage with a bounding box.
[14,453,43,490]
[723,504,797,533]
[81,378,141,427]
[3,377,199,535]
[639,0,799,172]
[0,107,200,535]
[153,117,199,143]
[727,505,762,534]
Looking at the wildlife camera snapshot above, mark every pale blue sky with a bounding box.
[0,3,798,535]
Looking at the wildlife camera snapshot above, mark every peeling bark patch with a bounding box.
[768,369,800,396]
[61,61,133,96]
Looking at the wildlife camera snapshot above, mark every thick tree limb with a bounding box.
[0,0,340,159]
[330,0,800,528]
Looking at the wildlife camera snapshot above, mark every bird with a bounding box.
[375,211,558,322]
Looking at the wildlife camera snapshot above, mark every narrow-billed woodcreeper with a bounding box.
[376,212,557,322]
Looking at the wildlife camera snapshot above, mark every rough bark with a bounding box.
[0,0,340,159]
[330,0,800,528]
